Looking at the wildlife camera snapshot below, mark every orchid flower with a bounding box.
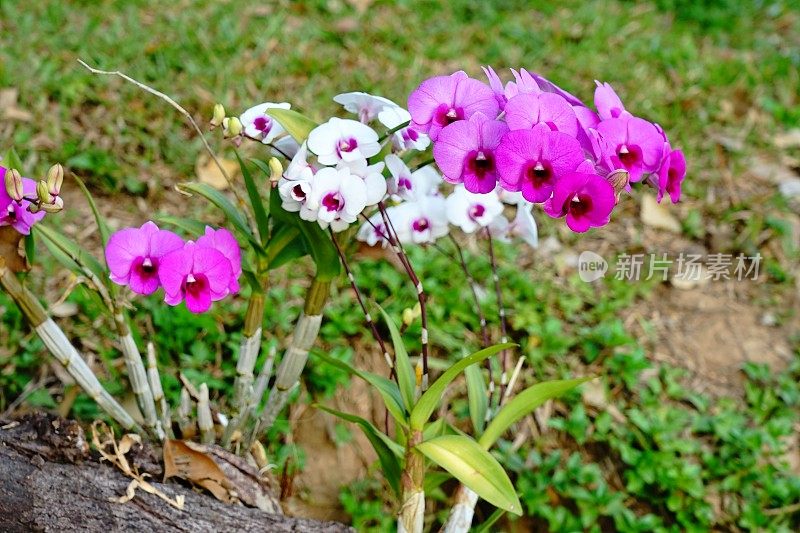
[159,241,234,314]
[407,70,499,141]
[385,154,441,201]
[105,221,185,295]
[445,185,504,233]
[433,112,508,194]
[544,172,616,232]
[240,102,292,144]
[308,117,381,165]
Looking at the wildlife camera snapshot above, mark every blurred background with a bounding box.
[1,0,799,531]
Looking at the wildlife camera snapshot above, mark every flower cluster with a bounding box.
[1,163,65,235]
[105,221,242,314]
[271,92,429,233]
[408,68,686,232]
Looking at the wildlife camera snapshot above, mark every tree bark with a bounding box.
[0,414,352,532]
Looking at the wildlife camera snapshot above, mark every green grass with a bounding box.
[1,0,799,531]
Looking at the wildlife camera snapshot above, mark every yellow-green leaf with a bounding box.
[416,435,521,515]
[379,306,415,412]
[265,108,317,143]
[479,377,593,449]
[410,343,515,430]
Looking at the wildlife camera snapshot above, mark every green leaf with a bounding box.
[465,364,488,435]
[24,233,35,268]
[379,306,415,412]
[177,182,260,250]
[416,435,521,515]
[422,417,446,441]
[312,351,407,426]
[266,223,305,269]
[265,108,317,143]
[235,151,269,243]
[154,214,209,236]
[34,224,107,279]
[73,175,111,246]
[316,404,402,496]
[474,508,507,533]
[410,343,514,430]
[297,220,340,281]
[3,148,23,171]
[479,377,593,449]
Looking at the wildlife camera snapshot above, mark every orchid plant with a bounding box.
[0,62,684,532]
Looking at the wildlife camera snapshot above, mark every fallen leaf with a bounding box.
[774,129,800,149]
[163,439,281,513]
[195,154,239,190]
[51,302,79,318]
[641,194,681,233]
[163,439,233,503]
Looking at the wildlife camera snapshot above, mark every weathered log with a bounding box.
[0,415,352,532]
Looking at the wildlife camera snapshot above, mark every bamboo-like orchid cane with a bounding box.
[221,291,265,448]
[398,430,426,533]
[0,258,140,432]
[146,342,172,438]
[198,383,214,444]
[176,387,195,439]
[245,277,330,449]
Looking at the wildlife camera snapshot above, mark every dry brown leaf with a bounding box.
[163,439,233,503]
[0,226,30,273]
[195,154,239,191]
[163,439,281,513]
[641,194,681,233]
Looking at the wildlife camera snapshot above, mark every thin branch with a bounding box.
[329,229,393,373]
[76,59,256,234]
[377,201,429,390]
[485,227,509,398]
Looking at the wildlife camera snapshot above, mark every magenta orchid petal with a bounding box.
[197,226,242,294]
[594,81,631,120]
[105,221,184,295]
[408,71,499,141]
[596,117,664,182]
[158,246,193,300]
[658,149,686,204]
[529,71,585,106]
[192,245,234,300]
[504,92,579,137]
[433,113,507,194]
[544,172,615,233]
[495,128,585,203]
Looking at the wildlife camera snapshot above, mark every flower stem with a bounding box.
[485,228,508,396]
[329,229,393,372]
[377,201,429,390]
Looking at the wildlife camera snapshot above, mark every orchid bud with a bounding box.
[40,195,64,213]
[36,180,53,205]
[210,103,226,128]
[4,168,23,202]
[607,169,629,202]
[268,157,283,187]
[223,116,242,139]
[46,163,64,197]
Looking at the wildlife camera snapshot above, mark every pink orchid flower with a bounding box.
[544,172,616,233]
[159,241,234,314]
[496,127,586,203]
[105,221,185,295]
[433,113,508,194]
[407,71,499,141]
